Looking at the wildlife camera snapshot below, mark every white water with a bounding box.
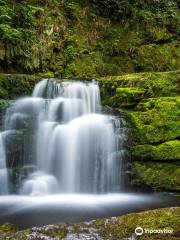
[0,79,179,229]
[0,132,8,194]
[20,171,59,196]
[1,79,128,196]
[1,193,173,228]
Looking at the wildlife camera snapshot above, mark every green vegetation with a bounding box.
[0,73,54,99]
[0,208,179,239]
[0,0,44,72]
[96,207,180,240]
[0,0,179,192]
[99,71,180,107]
[99,70,180,191]
[0,0,179,234]
[0,0,179,77]
[132,141,180,162]
[130,97,180,144]
[132,162,180,191]
[0,223,17,236]
[0,70,179,191]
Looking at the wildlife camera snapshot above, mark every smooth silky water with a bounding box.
[0,79,179,228]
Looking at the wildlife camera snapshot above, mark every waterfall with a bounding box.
[0,132,8,194]
[1,79,128,196]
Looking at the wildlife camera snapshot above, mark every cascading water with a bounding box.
[0,132,8,194]
[0,79,128,196]
[1,79,178,229]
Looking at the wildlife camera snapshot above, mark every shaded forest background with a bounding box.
[0,0,179,77]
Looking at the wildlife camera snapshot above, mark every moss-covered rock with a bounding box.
[0,99,12,126]
[0,73,50,99]
[101,87,146,108]
[0,208,179,239]
[132,162,180,191]
[99,71,180,191]
[102,94,180,146]
[0,99,11,111]
[96,207,180,240]
[130,97,180,144]
[132,140,180,162]
[99,71,180,107]
[0,223,17,236]
[129,97,180,191]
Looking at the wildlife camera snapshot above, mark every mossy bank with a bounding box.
[0,207,179,240]
[99,70,180,191]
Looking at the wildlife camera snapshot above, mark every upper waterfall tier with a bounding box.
[32,79,101,114]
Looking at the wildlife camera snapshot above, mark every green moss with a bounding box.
[132,140,180,161]
[97,208,180,240]
[133,42,180,72]
[98,71,180,163]
[101,87,145,108]
[0,223,17,234]
[0,223,18,239]
[1,0,180,76]
[0,99,11,111]
[0,88,9,99]
[98,71,180,192]
[37,72,55,78]
[129,97,180,144]
[0,99,11,122]
[116,87,145,98]
[99,71,180,102]
[132,162,180,191]
[0,74,42,99]
[1,208,179,239]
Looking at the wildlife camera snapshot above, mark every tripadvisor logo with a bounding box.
[135,227,144,236]
[135,227,173,236]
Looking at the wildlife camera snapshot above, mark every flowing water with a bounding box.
[1,79,128,195]
[0,132,8,194]
[0,79,179,229]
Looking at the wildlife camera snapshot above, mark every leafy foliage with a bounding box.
[91,0,180,42]
[91,0,132,20]
[0,0,45,72]
[0,0,179,76]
